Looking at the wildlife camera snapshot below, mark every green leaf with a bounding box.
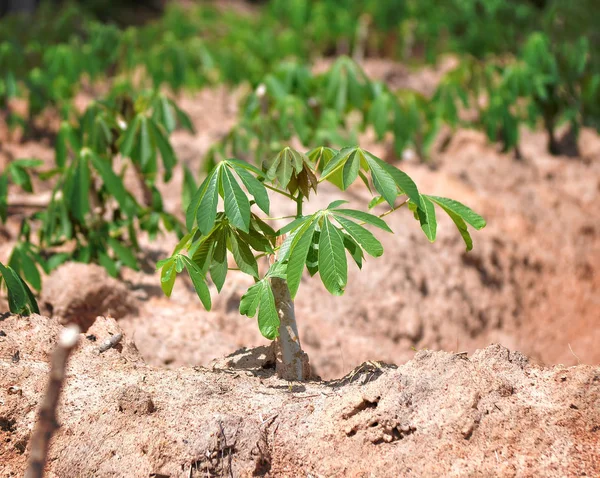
[170,98,195,133]
[0,173,7,223]
[286,217,318,298]
[160,258,177,297]
[320,147,355,181]
[182,164,197,211]
[90,153,134,216]
[237,228,274,254]
[229,232,259,277]
[148,119,176,182]
[191,235,214,273]
[139,117,153,171]
[45,253,70,272]
[119,115,140,157]
[196,167,220,234]
[17,248,42,292]
[342,152,360,190]
[334,209,393,232]
[362,151,398,207]
[160,96,177,133]
[239,281,262,318]
[98,251,119,278]
[335,216,383,257]
[0,261,39,315]
[442,206,473,251]
[327,200,349,210]
[182,255,211,310]
[108,238,138,270]
[278,215,308,236]
[257,281,279,340]
[378,161,421,209]
[8,163,33,193]
[222,167,251,232]
[318,216,347,296]
[239,280,280,340]
[55,122,71,168]
[230,162,270,215]
[426,196,486,230]
[417,195,437,241]
[306,229,320,276]
[265,147,306,190]
[210,229,228,292]
[71,154,90,221]
[342,233,363,269]
[368,195,386,209]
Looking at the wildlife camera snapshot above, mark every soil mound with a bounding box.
[1,315,598,477]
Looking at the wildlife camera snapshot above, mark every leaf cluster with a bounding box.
[159,146,485,340]
[4,89,192,290]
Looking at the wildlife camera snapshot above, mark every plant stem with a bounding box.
[271,235,310,381]
[378,198,409,219]
[271,275,310,381]
[261,215,296,221]
[295,193,303,218]
[264,183,295,200]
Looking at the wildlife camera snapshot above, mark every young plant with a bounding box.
[159,146,486,381]
[6,88,192,287]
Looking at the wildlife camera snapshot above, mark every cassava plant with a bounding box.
[158,146,486,381]
[5,87,193,290]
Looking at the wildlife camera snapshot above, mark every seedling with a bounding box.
[159,146,485,380]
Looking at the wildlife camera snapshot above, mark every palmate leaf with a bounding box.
[187,161,267,236]
[264,147,316,196]
[239,279,279,340]
[320,147,421,209]
[318,216,347,296]
[265,147,303,189]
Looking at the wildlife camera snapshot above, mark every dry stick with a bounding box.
[25,325,80,478]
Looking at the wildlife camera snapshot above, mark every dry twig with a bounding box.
[25,325,80,478]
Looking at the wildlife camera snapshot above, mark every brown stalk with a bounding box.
[25,325,80,478]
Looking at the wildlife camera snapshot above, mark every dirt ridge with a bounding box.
[1,314,598,477]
